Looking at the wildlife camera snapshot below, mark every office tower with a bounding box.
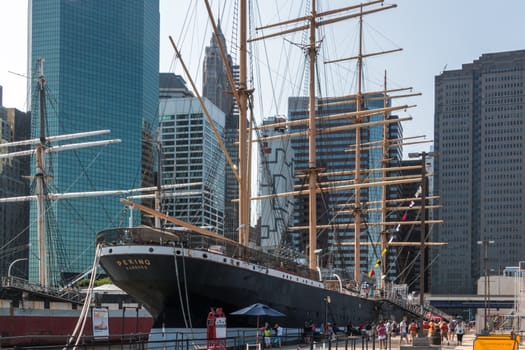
[288,95,403,281]
[160,73,194,100]
[433,50,525,294]
[159,96,225,235]
[202,26,239,239]
[257,116,295,251]
[0,106,30,279]
[202,25,234,118]
[29,0,159,285]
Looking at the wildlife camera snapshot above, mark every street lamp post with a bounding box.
[8,258,28,278]
[408,151,434,340]
[477,239,495,334]
[324,296,331,333]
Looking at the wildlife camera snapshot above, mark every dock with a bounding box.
[284,332,476,350]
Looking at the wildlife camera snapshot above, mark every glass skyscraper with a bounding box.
[159,97,226,236]
[288,95,402,282]
[28,0,159,285]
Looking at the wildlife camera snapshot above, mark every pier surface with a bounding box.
[287,332,476,350]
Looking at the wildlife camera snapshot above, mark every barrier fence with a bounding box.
[0,329,402,350]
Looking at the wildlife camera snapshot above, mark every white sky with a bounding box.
[1,0,525,156]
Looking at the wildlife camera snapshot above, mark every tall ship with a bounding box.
[98,0,446,330]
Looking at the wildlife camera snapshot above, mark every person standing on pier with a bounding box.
[422,319,430,337]
[376,321,387,350]
[449,320,456,340]
[440,320,449,345]
[273,324,283,347]
[408,320,418,342]
[262,322,272,348]
[455,320,465,345]
[399,317,409,344]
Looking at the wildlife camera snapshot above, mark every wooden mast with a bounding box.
[381,71,389,287]
[36,58,48,287]
[307,0,319,270]
[238,0,250,247]
[353,7,364,283]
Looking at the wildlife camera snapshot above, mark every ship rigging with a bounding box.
[97,0,450,330]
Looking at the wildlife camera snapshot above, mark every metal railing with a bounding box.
[1,275,85,304]
[0,331,405,350]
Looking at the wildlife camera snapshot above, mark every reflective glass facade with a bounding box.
[29,0,159,285]
[288,95,401,281]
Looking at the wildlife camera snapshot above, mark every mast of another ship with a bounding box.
[32,62,124,286]
[0,59,121,287]
[36,58,48,286]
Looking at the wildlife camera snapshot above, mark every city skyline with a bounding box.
[2,2,525,335]
[0,0,524,307]
[1,0,525,157]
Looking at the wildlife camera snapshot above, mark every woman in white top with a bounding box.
[455,320,465,345]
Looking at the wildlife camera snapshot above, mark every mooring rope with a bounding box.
[64,244,101,350]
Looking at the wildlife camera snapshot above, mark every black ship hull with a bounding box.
[99,238,405,329]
